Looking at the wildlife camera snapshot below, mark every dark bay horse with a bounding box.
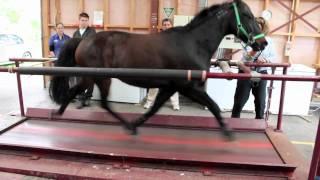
[49,0,267,140]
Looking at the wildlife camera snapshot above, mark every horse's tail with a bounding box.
[49,38,82,104]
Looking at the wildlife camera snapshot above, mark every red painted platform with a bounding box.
[26,108,267,131]
[0,108,308,179]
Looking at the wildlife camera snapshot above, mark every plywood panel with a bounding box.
[109,0,130,26]
[160,0,176,21]
[295,1,320,34]
[268,1,292,34]
[60,0,79,25]
[134,0,150,27]
[49,0,56,24]
[272,36,288,64]
[42,0,50,58]
[198,0,207,10]
[177,0,197,15]
[207,0,225,6]
[243,0,264,17]
[84,0,104,26]
[291,38,319,66]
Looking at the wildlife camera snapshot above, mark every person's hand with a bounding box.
[256,58,267,64]
[237,62,251,73]
[49,51,55,58]
[226,71,234,81]
[249,51,257,56]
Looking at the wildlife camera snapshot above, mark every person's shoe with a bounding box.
[77,98,91,109]
[83,98,91,106]
[173,105,180,111]
[76,103,85,109]
[144,101,152,109]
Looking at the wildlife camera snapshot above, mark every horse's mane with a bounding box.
[160,2,232,33]
[186,2,230,29]
[161,4,225,34]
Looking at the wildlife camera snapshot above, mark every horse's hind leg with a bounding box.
[94,78,133,133]
[132,88,176,132]
[179,85,234,141]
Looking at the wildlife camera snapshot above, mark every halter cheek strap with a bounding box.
[232,3,265,44]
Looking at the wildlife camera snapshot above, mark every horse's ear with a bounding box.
[225,0,241,4]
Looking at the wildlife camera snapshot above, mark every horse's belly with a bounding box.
[119,78,170,88]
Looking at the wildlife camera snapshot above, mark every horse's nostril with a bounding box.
[259,41,268,50]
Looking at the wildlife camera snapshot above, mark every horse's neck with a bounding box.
[187,17,229,62]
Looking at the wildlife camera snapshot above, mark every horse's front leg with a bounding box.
[132,88,176,134]
[179,85,235,141]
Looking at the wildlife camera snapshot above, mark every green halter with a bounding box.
[232,2,265,43]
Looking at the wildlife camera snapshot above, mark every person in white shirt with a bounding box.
[144,18,180,111]
[231,17,277,119]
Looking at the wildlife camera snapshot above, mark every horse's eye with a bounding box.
[243,14,252,19]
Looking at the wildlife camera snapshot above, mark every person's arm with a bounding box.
[242,47,256,62]
[65,34,71,40]
[49,36,55,57]
[73,30,79,38]
[86,27,96,37]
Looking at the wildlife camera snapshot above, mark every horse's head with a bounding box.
[229,0,268,51]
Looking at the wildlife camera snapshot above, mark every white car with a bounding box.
[0,34,32,62]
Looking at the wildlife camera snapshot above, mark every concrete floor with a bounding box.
[0,73,319,164]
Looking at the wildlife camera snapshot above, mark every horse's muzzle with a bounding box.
[252,38,268,51]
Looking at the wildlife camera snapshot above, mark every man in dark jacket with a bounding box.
[73,12,96,108]
[73,12,96,39]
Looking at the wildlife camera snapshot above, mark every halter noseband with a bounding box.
[232,2,265,46]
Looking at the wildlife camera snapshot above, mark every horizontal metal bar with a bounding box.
[0,66,319,82]
[206,72,320,82]
[0,67,205,81]
[211,61,291,68]
[9,58,57,63]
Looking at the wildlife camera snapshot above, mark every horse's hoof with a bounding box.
[130,127,138,136]
[222,127,235,141]
[124,124,138,136]
[49,109,60,120]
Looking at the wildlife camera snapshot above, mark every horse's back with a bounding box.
[76,29,206,71]
[96,31,169,69]
[75,31,129,67]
